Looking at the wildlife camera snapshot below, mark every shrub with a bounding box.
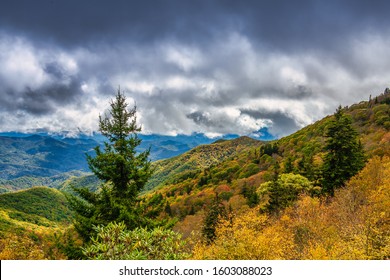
[83,222,189,260]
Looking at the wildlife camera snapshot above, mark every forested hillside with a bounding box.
[138,91,389,235]
[193,155,389,259]
[0,187,75,259]
[145,136,262,191]
[0,135,94,180]
[0,90,388,260]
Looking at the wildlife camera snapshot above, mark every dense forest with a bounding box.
[0,89,389,260]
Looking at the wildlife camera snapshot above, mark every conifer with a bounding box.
[68,89,152,241]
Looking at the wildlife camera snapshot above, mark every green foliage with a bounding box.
[263,173,313,213]
[241,183,260,207]
[259,143,279,156]
[83,222,189,260]
[238,163,260,179]
[68,89,153,241]
[201,194,228,244]
[322,106,366,196]
[59,174,100,194]
[283,156,294,173]
[0,187,72,224]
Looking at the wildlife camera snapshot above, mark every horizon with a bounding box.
[0,126,275,141]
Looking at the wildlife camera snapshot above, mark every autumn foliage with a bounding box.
[192,156,390,259]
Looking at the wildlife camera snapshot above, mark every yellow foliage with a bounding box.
[0,226,82,260]
[193,207,291,259]
[192,156,390,260]
[0,233,45,259]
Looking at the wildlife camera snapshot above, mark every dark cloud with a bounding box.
[1,0,390,51]
[0,0,224,46]
[241,109,300,137]
[187,111,218,128]
[1,81,82,115]
[44,62,68,80]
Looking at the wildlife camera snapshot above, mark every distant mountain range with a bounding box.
[0,130,274,187]
[0,134,94,180]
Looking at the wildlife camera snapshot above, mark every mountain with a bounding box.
[145,136,263,191]
[0,186,74,259]
[0,170,90,194]
[139,90,390,232]
[27,136,262,194]
[0,135,96,180]
[0,132,242,185]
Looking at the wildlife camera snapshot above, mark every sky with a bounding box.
[0,0,389,138]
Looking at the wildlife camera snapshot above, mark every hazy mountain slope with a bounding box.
[0,132,235,185]
[58,174,100,194]
[0,170,90,193]
[0,135,96,180]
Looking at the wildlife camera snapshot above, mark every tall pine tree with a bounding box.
[322,106,365,196]
[68,89,152,241]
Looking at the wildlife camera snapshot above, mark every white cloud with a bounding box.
[0,30,389,138]
[0,36,48,91]
[281,66,307,85]
[163,43,204,72]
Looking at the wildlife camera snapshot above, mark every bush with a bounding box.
[83,222,189,260]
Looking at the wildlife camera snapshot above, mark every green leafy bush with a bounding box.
[83,222,189,260]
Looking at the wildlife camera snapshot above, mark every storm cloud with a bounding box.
[1,0,390,138]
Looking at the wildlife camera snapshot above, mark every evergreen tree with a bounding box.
[68,89,152,241]
[297,153,315,181]
[322,106,365,196]
[201,194,227,244]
